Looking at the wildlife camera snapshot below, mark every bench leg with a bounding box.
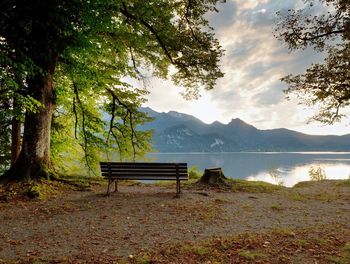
[107,178,112,195]
[114,180,118,192]
[175,179,180,198]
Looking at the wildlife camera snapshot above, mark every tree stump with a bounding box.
[198,167,228,186]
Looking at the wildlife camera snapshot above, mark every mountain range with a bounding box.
[140,107,350,152]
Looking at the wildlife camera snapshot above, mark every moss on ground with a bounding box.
[228,179,285,193]
[0,180,67,201]
[0,175,105,201]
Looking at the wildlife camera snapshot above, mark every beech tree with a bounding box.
[0,1,224,181]
[275,0,350,123]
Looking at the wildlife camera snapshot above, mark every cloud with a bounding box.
[206,1,237,30]
[143,0,347,135]
[255,83,285,106]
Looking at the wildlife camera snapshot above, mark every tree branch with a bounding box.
[106,88,138,161]
[120,2,176,64]
[300,29,344,42]
[73,83,95,175]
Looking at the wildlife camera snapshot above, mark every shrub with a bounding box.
[188,166,202,180]
[309,165,327,181]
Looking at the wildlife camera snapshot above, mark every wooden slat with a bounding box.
[100,162,187,164]
[103,176,188,180]
[100,168,187,173]
[102,173,188,179]
[100,165,187,170]
[102,173,188,177]
[100,162,187,166]
[100,164,187,167]
[101,171,187,174]
[101,173,188,177]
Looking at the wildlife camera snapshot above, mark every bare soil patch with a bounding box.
[0,180,349,263]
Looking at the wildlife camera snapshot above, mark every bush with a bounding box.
[309,165,327,181]
[188,166,202,180]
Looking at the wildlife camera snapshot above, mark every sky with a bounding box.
[143,0,350,136]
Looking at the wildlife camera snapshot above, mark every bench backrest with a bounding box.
[100,162,188,180]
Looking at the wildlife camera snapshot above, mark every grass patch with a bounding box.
[271,227,296,237]
[337,179,350,187]
[270,203,284,211]
[309,193,341,202]
[294,179,349,188]
[229,179,285,193]
[289,192,341,202]
[288,191,306,202]
[238,249,267,260]
[293,181,314,188]
[326,242,350,264]
[296,239,309,248]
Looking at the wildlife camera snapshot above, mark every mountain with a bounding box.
[140,107,350,152]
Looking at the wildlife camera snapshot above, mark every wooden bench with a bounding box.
[100,162,188,197]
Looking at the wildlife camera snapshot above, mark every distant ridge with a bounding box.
[140,107,350,152]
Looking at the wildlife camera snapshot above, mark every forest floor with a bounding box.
[0,179,349,263]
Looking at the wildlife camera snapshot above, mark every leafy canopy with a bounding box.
[0,0,225,174]
[275,0,350,124]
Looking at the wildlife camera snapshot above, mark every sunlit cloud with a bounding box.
[143,0,350,135]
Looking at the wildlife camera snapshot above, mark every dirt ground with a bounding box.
[0,180,349,263]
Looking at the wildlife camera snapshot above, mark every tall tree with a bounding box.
[275,0,350,123]
[0,0,224,181]
[0,103,11,174]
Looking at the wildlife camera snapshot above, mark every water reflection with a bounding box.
[247,163,350,187]
[148,152,350,187]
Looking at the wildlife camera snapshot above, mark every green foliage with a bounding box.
[275,0,350,124]
[0,0,225,176]
[188,166,202,180]
[0,115,11,174]
[282,44,350,124]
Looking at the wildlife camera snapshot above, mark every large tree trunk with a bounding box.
[1,62,56,182]
[0,2,59,182]
[11,95,21,165]
[10,117,21,165]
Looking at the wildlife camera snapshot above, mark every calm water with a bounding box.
[147,152,350,187]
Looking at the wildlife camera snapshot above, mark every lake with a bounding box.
[147,152,350,187]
